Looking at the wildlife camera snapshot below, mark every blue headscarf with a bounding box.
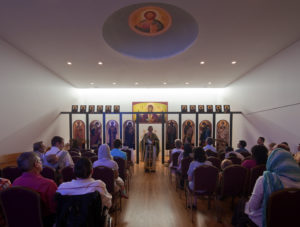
[262,148,300,227]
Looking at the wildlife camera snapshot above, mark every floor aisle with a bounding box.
[117,162,233,227]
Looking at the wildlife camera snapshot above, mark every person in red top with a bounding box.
[13,152,57,227]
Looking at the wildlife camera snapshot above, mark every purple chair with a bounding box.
[267,188,300,227]
[207,157,221,170]
[41,166,56,181]
[92,166,115,194]
[0,186,43,227]
[113,157,126,181]
[186,165,219,222]
[2,166,22,183]
[175,157,193,192]
[61,166,75,182]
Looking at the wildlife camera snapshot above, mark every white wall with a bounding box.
[224,40,300,153]
[0,40,77,154]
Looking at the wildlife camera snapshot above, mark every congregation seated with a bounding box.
[235,140,250,154]
[111,139,127,160]
[203,137,216,153]
[187,147,212,191]
[33,141,46,164]
[242,145,268,170]
[57,157,112,209]
[44,136,74,170]
[170,139,183,167]
[13,152,57,227]
[93,144,128,198]
[233,148,300,227]
[225,146,245,161]
[178,143,193,172]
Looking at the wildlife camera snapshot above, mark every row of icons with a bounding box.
[71,105,231,113]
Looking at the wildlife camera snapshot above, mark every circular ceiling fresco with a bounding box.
[103,2,198,60]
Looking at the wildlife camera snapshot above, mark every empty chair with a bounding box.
[55,191,111,227]
[2,166,22,183]
[207,157,221,169]
[41,166,56,181]
[267,188,300,227]
[0,186,43,227]
[186,165,219,222]
[176,157,193,192]
[61,166,75,182]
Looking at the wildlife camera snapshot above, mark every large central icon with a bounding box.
[129,6,172,36]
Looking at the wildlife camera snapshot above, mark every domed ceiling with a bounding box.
[103,2,198,59]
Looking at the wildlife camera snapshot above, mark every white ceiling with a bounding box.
[0,0,300,88]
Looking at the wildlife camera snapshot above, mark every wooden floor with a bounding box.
[118,162,234,227]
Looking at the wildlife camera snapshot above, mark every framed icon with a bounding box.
[215,105,222,113]
[80,105,86,113]
[224,105,231,113]
[181,105,187,113]
[207,105,213,113]
[71,105,78,113]
[198,105,204,113]
[97,105,103,113]
[88,105,95,113]
[190,105,196,113]
[105,105,112,113]
[114,105,120,113]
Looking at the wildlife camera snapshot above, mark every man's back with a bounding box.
[111,148,127,160]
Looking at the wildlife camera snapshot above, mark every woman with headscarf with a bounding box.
[234,148,300,227]
[93,144,128,198]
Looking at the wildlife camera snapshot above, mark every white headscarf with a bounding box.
[98,144,112,160]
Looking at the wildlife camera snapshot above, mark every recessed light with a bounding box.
[208,81,212,85]
[163,82,167,85]
[135,82,139,85]
[90,82,94,85]
[231,61,237,64]
[67,61,72,65]
[112,82,117,85]
[98,61,103,65]
[185,82,189,85]
[200,61,205,65]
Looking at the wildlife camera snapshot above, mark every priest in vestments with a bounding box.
[141,126,160,172]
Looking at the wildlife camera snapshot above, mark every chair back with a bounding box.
[90,156,98,163]
[55,191,104,227]
[248,164,266,195]
[61,166,75,182]
[228,157,242,165]
[113,157,126,181]
[2,166,22,183]
[92,166,115,194]
[207,157,221,169]
[41,166,56,181]
[123,149,132,163]
[0,186,43,227]
[71,156,81,165]
[221,165,247,197]
[171,152,180,167]
[267,188,300,227]
[180,157,193,179]
[193,165,219,194]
